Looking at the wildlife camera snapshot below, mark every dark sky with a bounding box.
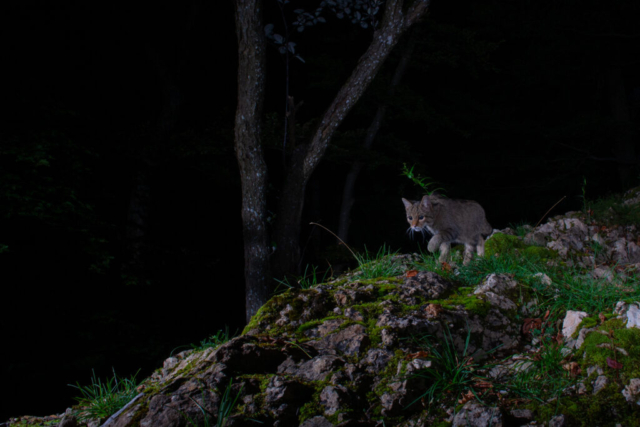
[2,0,640,420]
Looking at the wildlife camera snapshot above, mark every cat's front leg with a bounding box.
[428,234,443,253]
[438,242,451,263]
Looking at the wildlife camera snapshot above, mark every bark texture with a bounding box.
[272,0,430,276]
[234,0,270,323]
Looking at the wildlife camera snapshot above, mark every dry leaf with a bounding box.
[406,270,418,277]
[474,381,493,389]
[458,390,475,405]
[599,313,606,324]
[522,318,543,335]
[562,362,581,377]
[406,350,430,360]
[425,303,444,317]
[441,262,453,272]
[607,357,623,370]
[543,310,550,321]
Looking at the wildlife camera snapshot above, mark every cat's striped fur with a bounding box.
[402,195,493,265]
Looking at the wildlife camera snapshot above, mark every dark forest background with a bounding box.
[2,0,639,420]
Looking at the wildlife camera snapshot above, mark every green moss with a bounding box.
[485,233,526,257]
[297,320,325,334]
[485,233,556,261]
[576,318,640,381]
[573,316,598,338]
[7,421,60,427]
[431,288,490,316]
[533,383,640,426]
[377,283,398,296]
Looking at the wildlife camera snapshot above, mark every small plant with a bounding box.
[455,251,547,288]
[537,266,640,314]
[506,335,573,402]
[69,369,141,423]
[412,247,456,280]
[401,163,444,194]
[171,327,235,356]
[180,379,248,427]
[309,222,404,279]
[191,327,235,351]
[406,324,494,408]
[581,177,590,220]
[507,222,533,238]
[355,244,405,279]
[274,264,329,292]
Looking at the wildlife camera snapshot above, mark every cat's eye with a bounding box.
[418,216,424,220]
[407,216,413,220]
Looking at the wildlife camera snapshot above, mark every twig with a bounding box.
[310,222,358,261]
[534,196,567,228]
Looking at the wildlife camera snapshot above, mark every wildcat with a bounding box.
[402,195,493,265]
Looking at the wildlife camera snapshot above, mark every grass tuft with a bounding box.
[69,369,140,423]
[406,324,496,408]
[355,245,405,279]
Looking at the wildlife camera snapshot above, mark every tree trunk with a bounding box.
[337,34,415,242]
[234,0,270,323]
[272,0,430,276]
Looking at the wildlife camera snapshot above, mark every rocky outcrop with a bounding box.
[7,188,640,427]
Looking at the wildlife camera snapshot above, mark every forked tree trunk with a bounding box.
[272,0,430,277]
[337,35,416,242]
[233,0,270,323]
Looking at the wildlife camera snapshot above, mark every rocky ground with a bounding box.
[6,188,640,427]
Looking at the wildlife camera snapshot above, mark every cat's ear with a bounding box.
[401,198,412,209]
[420,195,430,208]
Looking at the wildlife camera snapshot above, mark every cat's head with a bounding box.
[402,195,434,231]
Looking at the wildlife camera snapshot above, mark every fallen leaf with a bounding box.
[474,381,493,389]
[406,270,418,277]
[562,362,581,377]
[522,318,543,335]
[553,331,564,344]
[441,262,452,272]
[607,357,623,370]
[406,350,430,360]
[424,303,444,317]
[599,313,606,324]
[543,310,550,321]
[458,390,475,405]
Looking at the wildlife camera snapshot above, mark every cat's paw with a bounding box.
[427,239,439,253]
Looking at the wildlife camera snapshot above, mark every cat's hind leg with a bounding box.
[463,243,474,265]
[476,238,486,258]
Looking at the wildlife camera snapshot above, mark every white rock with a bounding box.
[625,303,640,329]
[622,378,640,405]
[533,272,552,286]
[591,267,614,282]
[562,310,588,340]
[592,375,609,394]
[475,274,518,295]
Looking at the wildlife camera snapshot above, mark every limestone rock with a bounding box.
[300,416,334,427]
[400,270,453,304]
[622,378,640,405]
[562,310,588,341]
[452,401,502,427]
